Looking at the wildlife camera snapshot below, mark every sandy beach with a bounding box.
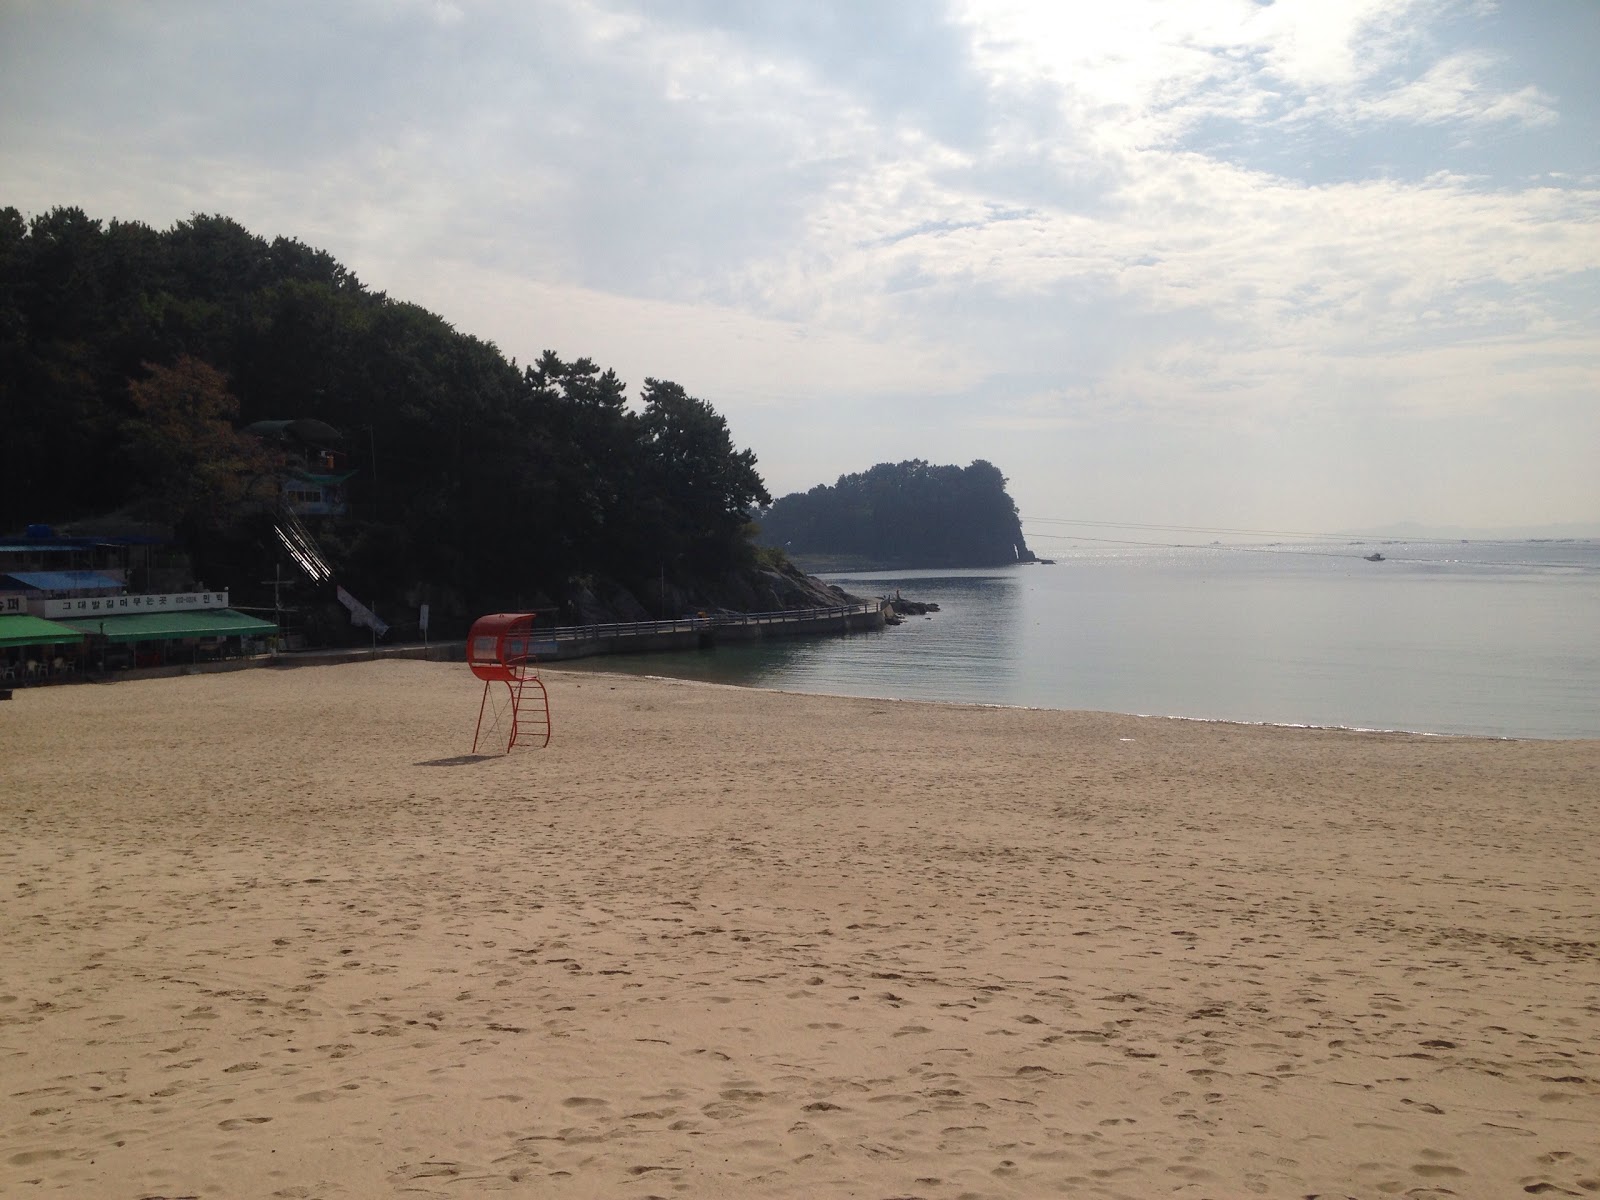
[3,659,1598,1199]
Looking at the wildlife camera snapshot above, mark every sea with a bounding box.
[565,539,1600,740]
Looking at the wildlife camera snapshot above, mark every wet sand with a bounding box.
[3,659,1598,1197]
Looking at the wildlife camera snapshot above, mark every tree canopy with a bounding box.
[0,205,778,631]
[123,354,284,533]
[757,459,1034,569]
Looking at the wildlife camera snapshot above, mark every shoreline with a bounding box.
[6,660,1598,1197]
[15,600,1596,741]
[546,662,1589,744]
[18,647,1582,743]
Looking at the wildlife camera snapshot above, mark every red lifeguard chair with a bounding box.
[467,613,551,753]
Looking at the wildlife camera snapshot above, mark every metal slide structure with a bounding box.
[273,508,333,583]
[272,507,389,638]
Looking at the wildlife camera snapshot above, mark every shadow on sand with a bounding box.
[415,754,502,767]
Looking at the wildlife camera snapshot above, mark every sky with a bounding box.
[3,0,1598,543]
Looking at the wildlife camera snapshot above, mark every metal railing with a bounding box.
[543,601,879,645]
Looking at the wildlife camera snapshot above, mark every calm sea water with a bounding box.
[562,540,1600,739]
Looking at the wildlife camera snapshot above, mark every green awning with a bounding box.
[0,614,87,648]
[60,609,278,643]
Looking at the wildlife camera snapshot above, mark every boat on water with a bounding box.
[1364,552,1385,562]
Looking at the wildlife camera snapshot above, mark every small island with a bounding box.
[757,459,1035,571]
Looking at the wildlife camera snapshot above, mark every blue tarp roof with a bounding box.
[2,570,124,592]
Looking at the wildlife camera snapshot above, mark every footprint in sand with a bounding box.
[392,1162,461,1181]
[1401,1098,1446,1114]
[9,1149,66,1167]
[1412,1163,1465,1178]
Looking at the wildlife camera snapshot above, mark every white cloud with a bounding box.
[1245,0,1427,90]
[1342,50,1558,127]
[379,257,981,406]
[953,0,1554,149]
[2,0,1595,525]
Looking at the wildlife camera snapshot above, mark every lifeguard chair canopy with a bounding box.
[467,612,537,682]
[466,613,551,751]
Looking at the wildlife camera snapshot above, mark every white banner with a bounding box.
[336,585,390,637]
[44,590,229,618]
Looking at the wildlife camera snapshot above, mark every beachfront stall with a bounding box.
[0,613,88,683]
[58,607,278,670]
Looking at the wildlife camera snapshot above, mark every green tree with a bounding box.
[0,205,784,634]
[639,377,770,570]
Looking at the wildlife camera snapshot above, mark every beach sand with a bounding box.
[3,659,1598,1198]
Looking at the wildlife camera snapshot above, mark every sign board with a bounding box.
[336,584,390,637]
[43,590,229,619]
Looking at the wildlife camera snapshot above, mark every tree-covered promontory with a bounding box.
[757,460,1034,570]
[0,205,840,637]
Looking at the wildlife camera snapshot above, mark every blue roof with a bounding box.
[0,534,169,550]
[2,570,125,592]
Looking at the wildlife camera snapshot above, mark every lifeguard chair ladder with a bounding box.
[467,613,552,753]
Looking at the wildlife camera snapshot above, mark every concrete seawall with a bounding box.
[532,602,886,662]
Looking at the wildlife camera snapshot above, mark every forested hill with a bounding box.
[757,460,1034,570]
[0,205,828,636]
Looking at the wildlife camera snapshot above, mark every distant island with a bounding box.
[757,459,1035,571]
[1352,521,1600,541]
